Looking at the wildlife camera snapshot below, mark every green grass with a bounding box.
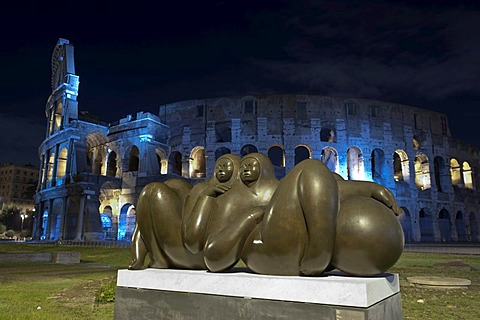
[1,244,480,319]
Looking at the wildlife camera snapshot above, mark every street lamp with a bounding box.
[20,212,27,230]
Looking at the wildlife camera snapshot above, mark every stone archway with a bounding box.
[399,207,413,243]
[455,211,467,242]
[419,208,434,242]
[438,208,451,242]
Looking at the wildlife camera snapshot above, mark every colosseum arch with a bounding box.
[462,161,474,189]
[49,198,64,240]
[347,146,364,180]
[215,147,231,160]
[468,212,479,242]
[393,149,410,182]
[455,211,467,241]
[169,151,183,175]
[106,150,118,177]
[295,145,311,165]
[371,148,387,185]
[190,146,206,178]
[268,145,285,167]
[438,208,452,242]
[56,147,68,182]
[47,151,55,182]
[86,132,108,174]
[414,153,431,190]
[118,203,136,241]
[321,147,339,173]
[419,207,434,242]
[450,158,462,186]
[434,156,449,192]
[53,101,63,133]
[64,197,80,240]
[155,147,168,174]
[241,144,258,157]
[126,145,140,172]
[399,207,412,243]
[268,145,286,179]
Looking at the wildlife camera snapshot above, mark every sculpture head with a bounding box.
[240,153,279,199]
[214,154,241,184]
[240,157,261,187]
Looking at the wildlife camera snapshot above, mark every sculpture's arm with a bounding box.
[336,180,401,215]
[182,184,232,253]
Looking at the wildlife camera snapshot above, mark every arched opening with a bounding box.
[456,211,467,242]
[450,158,462,186]
[190,147,206,178]
[321,147,339,173]
[86,132,109,174]
[371,148,386,184]
[169,151,183,175]
[64,197,79,240]
[155,148,168,174]
[419,208,434,242]
[47,152,55,182]
[268,145,286,179]
[215,147,231,160]
[434,156,449,192]
[41,209,49,240]
[468,212,478,242]
[93,148,104,175]
[128,146,140,171]
[240,144,258,157]
[268,145,285,167]
[463,162,474,189]
[294,145,311,165]
[320,128,335,142]
[106,151,117,177]
[56,148,68,183]
[118,203,135,241]
[414,153,431,190]
[393,149,409,182]
[49,199,63,240]
[438,209,451,242]
[347,146,364,180]
[399,207,412,243]
[54,102,63,131]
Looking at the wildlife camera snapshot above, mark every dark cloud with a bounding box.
[252,3,480,104]
[1,1,480,165]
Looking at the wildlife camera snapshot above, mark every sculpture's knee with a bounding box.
[332,197,404,276]
[204,239,237,272]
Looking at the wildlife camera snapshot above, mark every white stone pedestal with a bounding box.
[114,268,403,320]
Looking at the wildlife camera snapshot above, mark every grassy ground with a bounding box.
[1,243,479,319]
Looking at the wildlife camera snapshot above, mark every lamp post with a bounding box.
[20,212,26,230]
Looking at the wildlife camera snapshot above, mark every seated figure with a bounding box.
[129,154,240,270]
[131,152,404,277]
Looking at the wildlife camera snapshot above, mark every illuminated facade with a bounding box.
[33,39,480,243]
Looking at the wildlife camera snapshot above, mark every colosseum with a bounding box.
[33,39,480,243]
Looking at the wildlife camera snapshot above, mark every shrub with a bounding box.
[5,229,15,238]
[0,223,6,233]
[95,279,116,303]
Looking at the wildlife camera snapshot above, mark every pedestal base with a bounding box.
[114,269,403,320]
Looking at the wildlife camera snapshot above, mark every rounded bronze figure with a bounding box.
[129,152,404,277]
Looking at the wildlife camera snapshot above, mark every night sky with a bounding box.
[1,0,479,165]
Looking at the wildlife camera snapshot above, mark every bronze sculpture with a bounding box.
[130,152,404,276]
